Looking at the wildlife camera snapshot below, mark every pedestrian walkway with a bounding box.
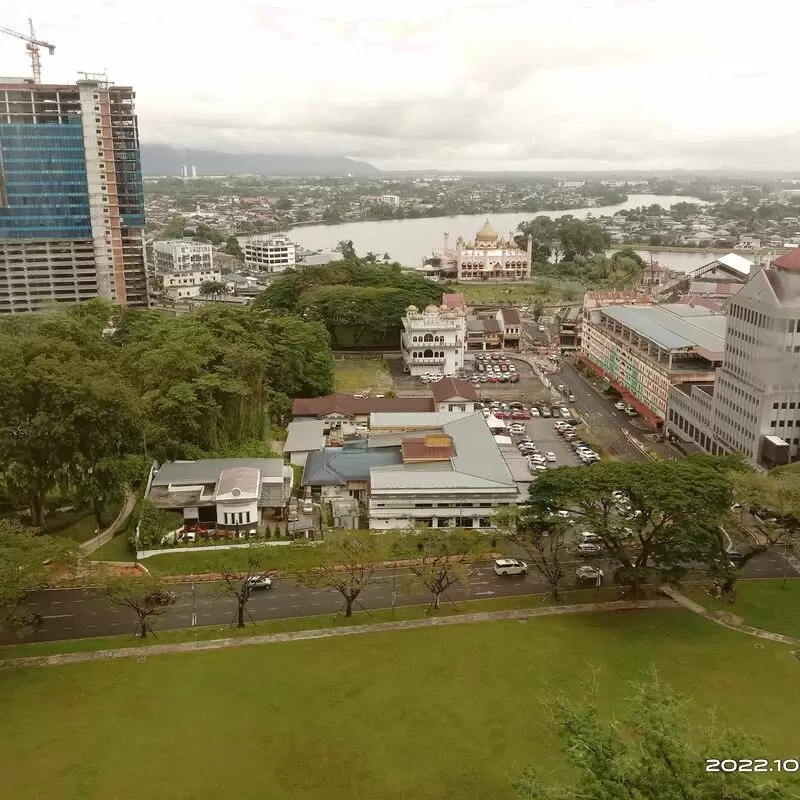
[659,585,800,647]
[0,598,673,671]
[79,490,137,557]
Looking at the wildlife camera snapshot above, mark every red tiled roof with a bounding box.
[430,378,479,403]
[292,393,432,418]
[442,292,466,309]
[773,248,800,271]
[502,308,521,325]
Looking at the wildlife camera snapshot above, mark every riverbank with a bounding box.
[618,242,789,255]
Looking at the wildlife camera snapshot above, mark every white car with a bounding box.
[614,401,627,411]
[538,325,546,332]
[529,463,548,472]
[559,407,572,419]
[529,454,546,463]
[494,558,528,576]
[509,425,526,435]
[245,575,273,589]
[530,407,540,417]
[579,531,601,543]
[578,542,602,556]
[576,565,604,583]
[545,451,557,462]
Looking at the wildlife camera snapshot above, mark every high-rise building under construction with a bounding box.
[0,73,148,313]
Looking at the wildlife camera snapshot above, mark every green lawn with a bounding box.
[333,357,393,392]
[456,280,585,306]
[685,578,800,640]
[91,532,136,562]
[42,498,123,543]
[2,609,798,800]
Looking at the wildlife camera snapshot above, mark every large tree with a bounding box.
[0,315,140,526]
[515,674,792,800]
[527,457,735,592]
[394,528,487,611]
[292,529,381,617]
[214,552,273,628]
[0,521,76,635]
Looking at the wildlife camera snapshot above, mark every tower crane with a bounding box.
[0,19,55,84]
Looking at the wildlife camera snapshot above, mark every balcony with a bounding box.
[408,355,445,365]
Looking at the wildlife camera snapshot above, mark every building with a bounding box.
[401,303,466,376]
[422,220,533,281]
[666,249,800,466]
[380,194,400,207]
[430,378,479,411]
[557,306,582,352]
[465,307,520,350]
[367,412,518,530]
[241,234,296,273]
[580,302,726,424]
[152,240,219,300]
[146,458,294,530]
[0,74,148,313]
[283,420,326,467]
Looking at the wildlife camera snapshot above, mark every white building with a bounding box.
[401,303,467,376]
[368,412,519,530]
[380,194,400,207]
[423,220,533,281]
[242,234,297,273]
[666,248,800,466]
[152,240,219,300]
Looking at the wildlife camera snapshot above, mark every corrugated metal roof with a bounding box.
[152,459,284,486]
[284,420,326,453]
[370,412,515,491]
[370,411,474,428]
[601,305,726,353]
[302,448,402,486]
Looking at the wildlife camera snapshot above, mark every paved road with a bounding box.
[6,547,797,645]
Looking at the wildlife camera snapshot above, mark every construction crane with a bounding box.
[0,19,55,84]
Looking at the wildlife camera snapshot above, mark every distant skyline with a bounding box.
[4,0,800,171]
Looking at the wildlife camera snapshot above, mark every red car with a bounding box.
[511,410,530,420]
[489,376,499,383]
[500,364,508,372]
[508,373,520,383]
[494,411,509,419]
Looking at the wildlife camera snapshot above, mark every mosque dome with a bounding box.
[475,219,499,243]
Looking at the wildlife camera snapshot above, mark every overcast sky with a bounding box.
[4,0,799,170]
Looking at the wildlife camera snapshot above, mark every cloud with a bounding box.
[10,0,800,168]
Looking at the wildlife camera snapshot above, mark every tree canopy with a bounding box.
[253,250,445,347]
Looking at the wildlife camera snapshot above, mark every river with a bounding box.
[289,194,724,274]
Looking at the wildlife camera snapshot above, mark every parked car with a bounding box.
[560,407,572,419]
[528,454,547,464]
[576,565,604,583]
[509,373,520,383]
[538,325,546,332]
[578,542,602,556]
[614,401,626,411]
[579,531,601,544]
[529,406,539,416]
[545,451,557,462]
[540,407,552,418]
[509,425,526,435]
[245,575,273,590]
[494,558,528,576]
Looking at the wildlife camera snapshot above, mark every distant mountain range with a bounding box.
[140,145,380,177]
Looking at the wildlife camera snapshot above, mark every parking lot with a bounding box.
[521,418,585,469]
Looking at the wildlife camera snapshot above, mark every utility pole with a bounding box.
[191,580,197,627]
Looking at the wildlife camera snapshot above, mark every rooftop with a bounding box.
[370,411,475,429]
[600,303,726,354]
[430,378,479,403]
[284,420,326,453]
[401,435,455,462]
[293,393,432,418]
[772,247,800,271]
[151,459,284,487]
[502,308,521,325]
[302,448,402,487]
[442,292,466,309]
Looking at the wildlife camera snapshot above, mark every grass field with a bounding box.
[333,357,393,392]
[2,608,798,800]
[684,578,800,640]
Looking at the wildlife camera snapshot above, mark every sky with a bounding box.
[3,0,800,171]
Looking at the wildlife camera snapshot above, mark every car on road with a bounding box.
[494,558,528,576]
[538,325,546,332]
[577,542,602,556]
[245,575,273,589]
[545,451,556,462]
[576,565,604,583]
[614,401,627,411]
[579,531,601,544]
[509,425,526,435]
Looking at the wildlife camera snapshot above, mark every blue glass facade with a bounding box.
[0,119,92,239]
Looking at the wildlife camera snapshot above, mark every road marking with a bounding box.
[290,604,299,608]
[201,613,212,618]
[51,601,61,605]
[85,625,95,629]
[89,611,98,615]
[474,591,496,596]
[311,602,321,607]
[42,614,74,619]
[289,593,300,598]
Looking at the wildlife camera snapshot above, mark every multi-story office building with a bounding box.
[0,74,148,313]
[666,250,800,466]
[152,240,214,273]
[401,303,467,376]
[242,234,296,273]
[580,301,726,425]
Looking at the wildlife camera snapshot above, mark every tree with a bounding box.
[162,215,186,239]
[103,573,177,638]
[199,280,229,301]
[215,552,272,628]
[394,528,486,611]
[335,239,356,260]
[275,197,293,211]
[527,457,735,592]
[292,530,381,617]
[712,468,800,601]
[0,521,76,635]
[495,510,567,601]
[556,218,611,259]
[133,499,181,550]
[222,235,244,258]
[515,673,793,800]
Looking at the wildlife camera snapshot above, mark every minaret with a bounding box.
[526,234,533,278]
[444,232,450,250]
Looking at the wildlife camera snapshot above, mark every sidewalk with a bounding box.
[79,490,137,558]
[659,585,800,647]
[0,598,673,671]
